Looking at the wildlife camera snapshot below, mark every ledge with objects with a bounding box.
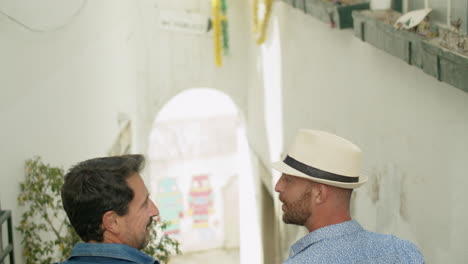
[280,0,468,92]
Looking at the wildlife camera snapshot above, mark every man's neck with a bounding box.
[305,210,351,232]
[101,232,125,245]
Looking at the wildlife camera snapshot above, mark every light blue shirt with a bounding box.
[284,220,424,264]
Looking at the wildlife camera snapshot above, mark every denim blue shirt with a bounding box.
[58,243,159,264]
[284,220,424,264]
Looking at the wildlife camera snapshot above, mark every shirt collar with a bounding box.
[290,220,364,257]
[70,243,159,264]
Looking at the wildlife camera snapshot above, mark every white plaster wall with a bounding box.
[248,2,468,263]
[133,0,250,155]
[0,1,143,262]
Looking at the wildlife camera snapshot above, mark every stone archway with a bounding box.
[147,88,251,257]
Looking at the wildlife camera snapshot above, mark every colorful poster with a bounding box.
[156,178,184,235]
[188,175,214,229]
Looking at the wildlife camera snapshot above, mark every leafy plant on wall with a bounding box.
[17,157,80,264]
[17,157,181,264]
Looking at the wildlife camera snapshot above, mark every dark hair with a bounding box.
[61,154,145,242]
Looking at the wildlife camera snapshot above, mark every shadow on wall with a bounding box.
[351,163,411,231]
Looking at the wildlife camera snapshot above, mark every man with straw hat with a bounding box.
[273,129,424,263]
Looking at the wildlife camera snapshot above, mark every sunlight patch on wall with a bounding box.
[261,16,283,184]
[237,125,263,264]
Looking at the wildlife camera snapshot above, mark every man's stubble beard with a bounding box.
[137,217,153,250]
[282,190,312,226]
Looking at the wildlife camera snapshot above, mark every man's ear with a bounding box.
[315,184,329,204]
[102,211,120,235]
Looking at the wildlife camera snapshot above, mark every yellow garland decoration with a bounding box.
[212,0,222,67]
[253,0,272,45]
[253,0,259,33]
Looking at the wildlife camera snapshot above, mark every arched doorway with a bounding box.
[147,88,260,263]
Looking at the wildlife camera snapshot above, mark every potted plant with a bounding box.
[279,0,370,28]
[421,20,468,91]
[352,9,438,68]
[305,0,370,29]
[353,8,468,91]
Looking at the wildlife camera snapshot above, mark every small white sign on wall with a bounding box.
[158,10,209,35]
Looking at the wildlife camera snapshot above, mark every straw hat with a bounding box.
[272,129,367,189]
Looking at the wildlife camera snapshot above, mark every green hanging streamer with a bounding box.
[221,0,229,55]
[222,20,229,55]
[221,0,227,13]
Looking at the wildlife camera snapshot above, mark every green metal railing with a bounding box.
[0,210,14,264]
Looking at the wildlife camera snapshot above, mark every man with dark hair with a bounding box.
[59,154,160,264]
[273,129,424,263]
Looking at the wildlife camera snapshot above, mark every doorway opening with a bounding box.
[148,88,261,263]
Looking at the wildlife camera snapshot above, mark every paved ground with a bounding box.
[169,248,240,264]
